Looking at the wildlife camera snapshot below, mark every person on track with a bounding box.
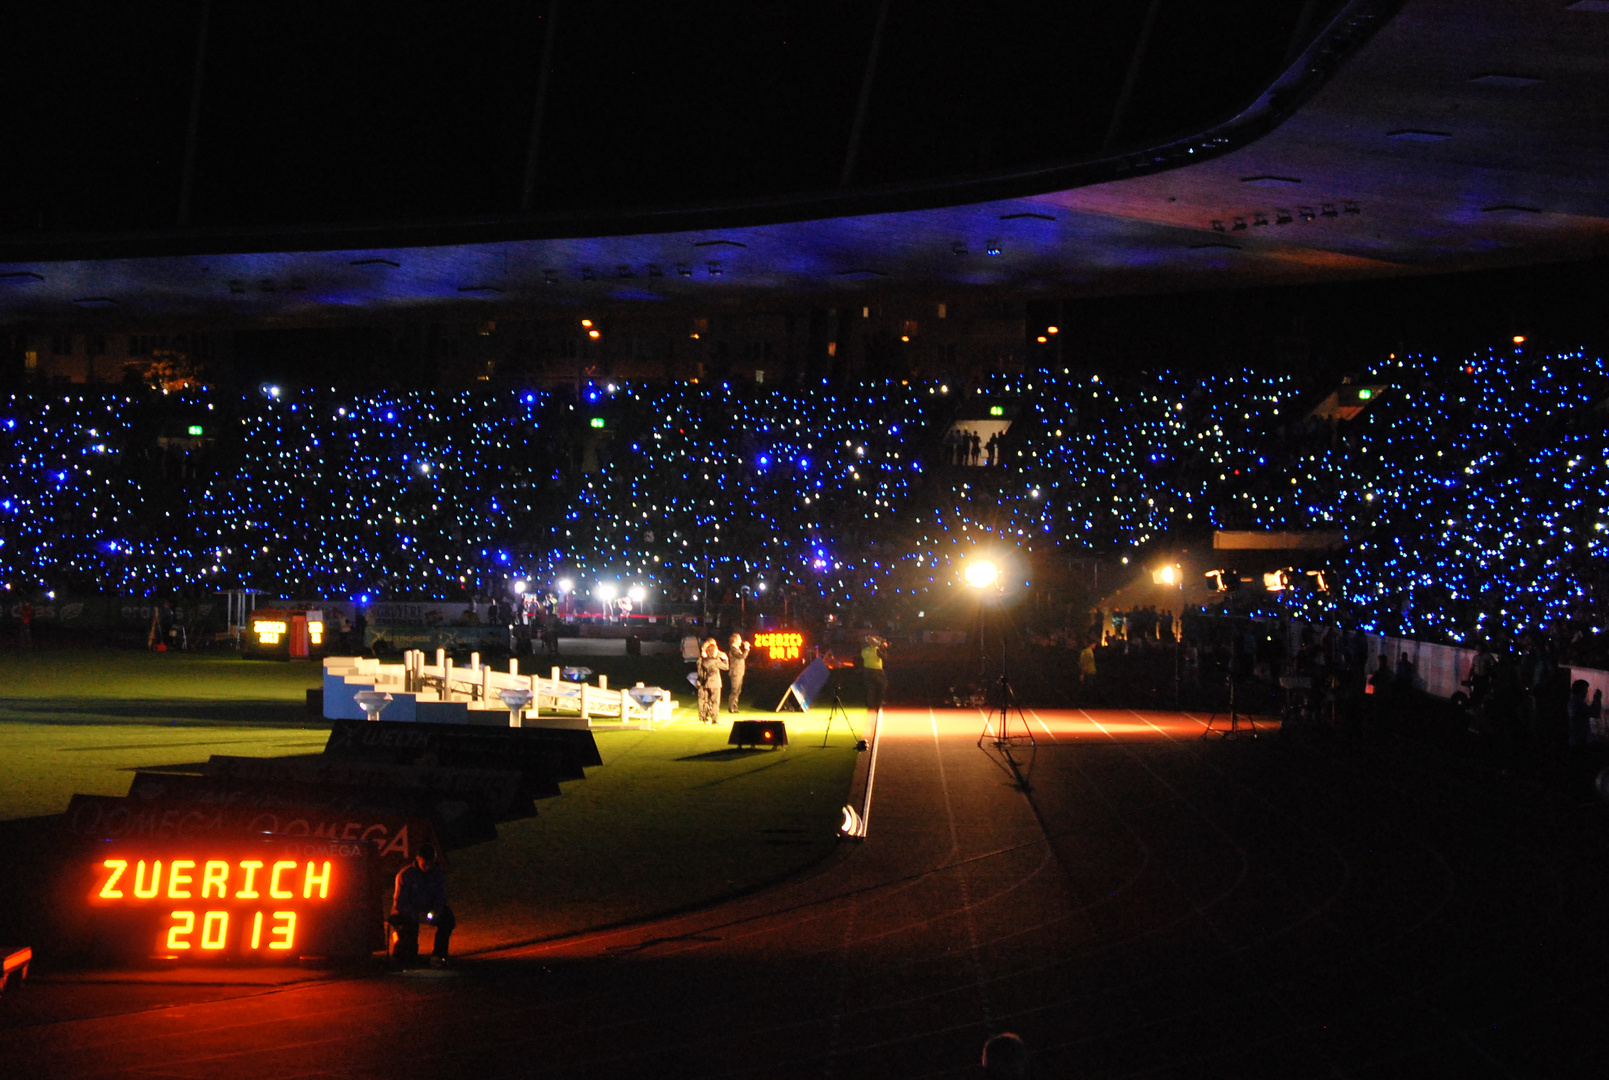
[390,844,455,968]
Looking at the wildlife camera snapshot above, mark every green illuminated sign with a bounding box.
[989,405,1004,417]
[1356,389,1373,401]
[188,425,204,436]
[589,418,605,429]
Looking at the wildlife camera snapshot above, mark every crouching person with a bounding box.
[389,843,455,968]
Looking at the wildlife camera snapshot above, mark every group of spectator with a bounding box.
[942,426,1002,467]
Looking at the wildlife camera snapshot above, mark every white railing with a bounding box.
[324,651,673,726]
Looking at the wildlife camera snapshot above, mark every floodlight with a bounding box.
[596,583,618,601]
[628,585,646,603]
[556,578,573,594]
[1152,565,1178,586]
[963,559,999,589]
[512,580,528,594]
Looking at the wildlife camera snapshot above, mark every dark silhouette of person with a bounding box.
[982,1032,1030,1077]
[389,844,455,967]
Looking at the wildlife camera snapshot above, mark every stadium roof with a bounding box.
[2,0,1607,325]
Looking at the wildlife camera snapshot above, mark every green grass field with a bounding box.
[0,649,860,952]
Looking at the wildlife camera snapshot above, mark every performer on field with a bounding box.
[697,638,728,724]
[726,632,752,714]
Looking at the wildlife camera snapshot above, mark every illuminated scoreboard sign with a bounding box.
[245,608,325,658]
[253,619,288,644]
[85,839,381,961]
[753,631,805,661]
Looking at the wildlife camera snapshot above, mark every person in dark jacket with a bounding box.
[390,844,455,967]
[696,639,728,725]
[726,633,752,714]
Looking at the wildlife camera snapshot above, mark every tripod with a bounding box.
[975,611,1035,788]
[1201,664,1258,739]
[820,678,860,748]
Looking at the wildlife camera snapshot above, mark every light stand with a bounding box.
[964,559,1035,789]
[1202,652,1258,739]
[976,623,1035,755]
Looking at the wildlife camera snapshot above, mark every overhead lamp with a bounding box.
[962,559,999,589]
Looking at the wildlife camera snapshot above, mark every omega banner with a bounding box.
[83,837,383,961]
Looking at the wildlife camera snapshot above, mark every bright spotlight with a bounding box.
[963,559,999,589]
[512,579,528,594]
[556,578,573,594]
[1152,565,1178,586]
[628,585,646,603]
[596,582,618,601]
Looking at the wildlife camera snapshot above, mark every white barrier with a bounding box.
[323,653,673,727]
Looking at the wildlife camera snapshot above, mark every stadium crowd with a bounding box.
[2,341,1606,669]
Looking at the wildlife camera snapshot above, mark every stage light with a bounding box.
[628,585,646,603]
[1152,564,1178,586]
[581,319,593,328]
[588,330,601,340]
[963,559,999,589]
[1047,326,1059,334]
[512,580,528,594]
[596,583,617,601]
[1263,570,1289,591]
[557,578,573,594]
[1513,335,1525,344]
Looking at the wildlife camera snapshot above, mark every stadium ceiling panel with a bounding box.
[1,0,1607,323]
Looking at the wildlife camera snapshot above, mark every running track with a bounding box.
[7,708,1609,1078]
